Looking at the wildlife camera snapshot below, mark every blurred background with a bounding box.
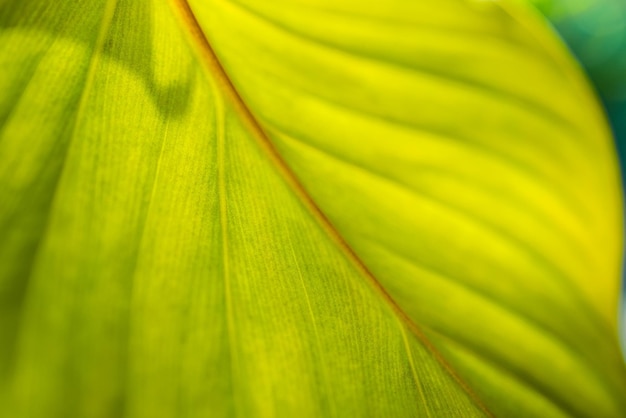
[529,0,626,354]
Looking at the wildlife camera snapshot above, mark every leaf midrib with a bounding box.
[168,0,495,415]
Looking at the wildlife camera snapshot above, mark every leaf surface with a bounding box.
[0,0,625,417]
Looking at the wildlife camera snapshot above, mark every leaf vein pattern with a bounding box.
[267,125,608,337]
[25,0,119,272]
[124,107,172,418]
[0,53,46,137]
[242,68,591,224]
[427,328,600,418]
[364,237,614,398]
[9,0,120,369]
[170,0,494,415]
[264,125,626,406]
[223,0,578,135]
[286,238,333,417]
[214,84,238,417]
[397,317,432,418]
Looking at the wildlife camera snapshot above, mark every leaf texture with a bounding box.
[0,0,625,417]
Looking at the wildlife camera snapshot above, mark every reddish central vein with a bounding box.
[167,0,494,416]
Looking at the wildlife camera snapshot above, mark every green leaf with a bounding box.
[1,0,625,417]
[524,0,626,353]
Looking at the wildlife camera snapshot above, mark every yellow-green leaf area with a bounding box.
[0,0,625,417]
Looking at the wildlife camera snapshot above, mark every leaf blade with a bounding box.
[188,0,626,415]
[1,0,625,417]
